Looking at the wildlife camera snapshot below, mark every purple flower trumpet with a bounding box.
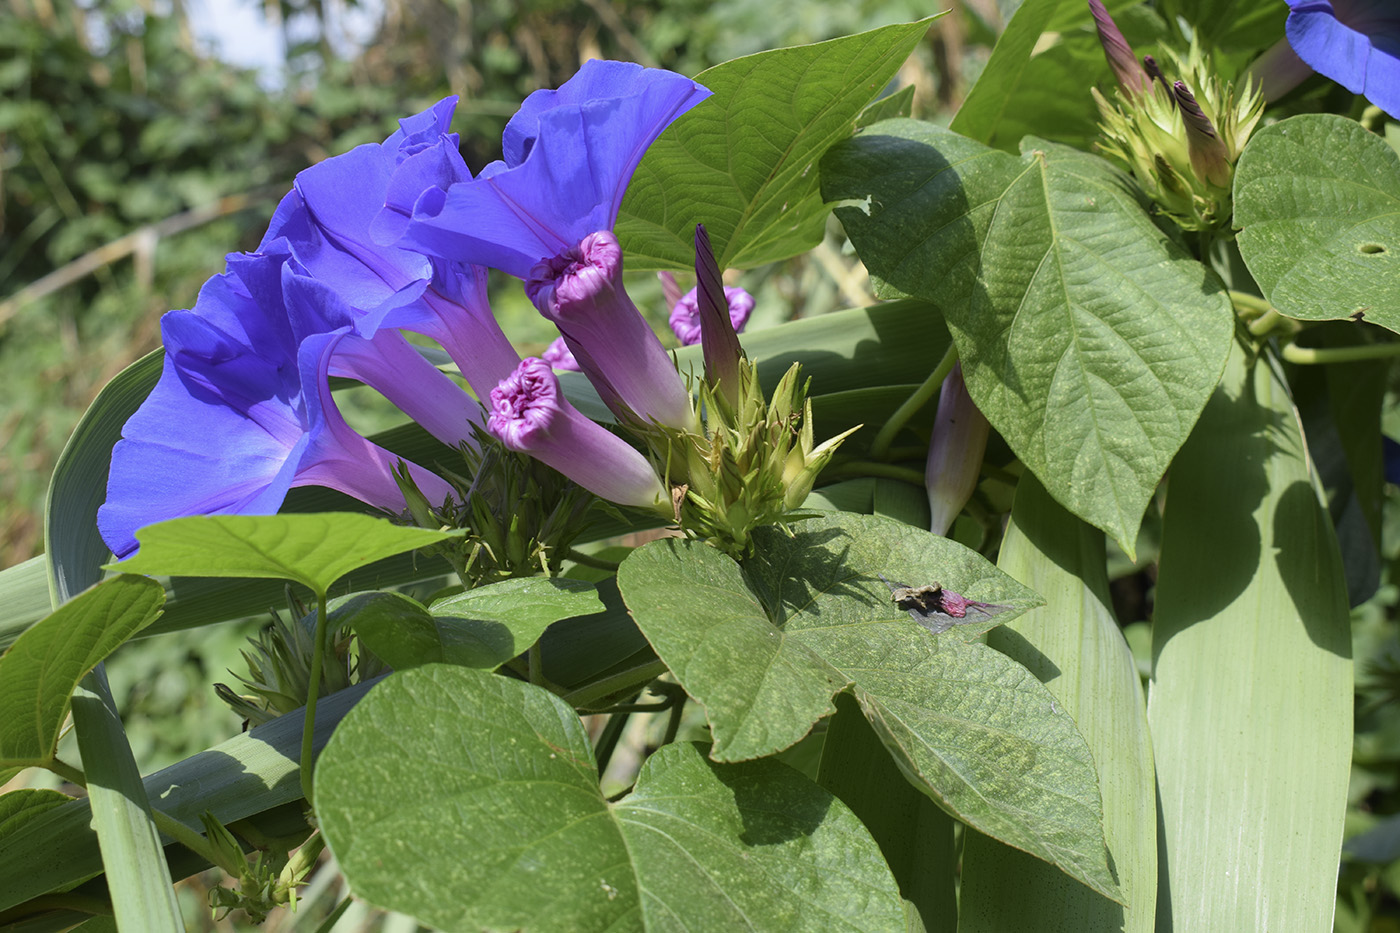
[98,252,455,558]
[526,230,695,429]
[489,358,667,510]
[393,60,711,279]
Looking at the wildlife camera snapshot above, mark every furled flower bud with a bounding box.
[1092,43,1264,231]
[488,358,668,511]
[691,224,746,410]
[1089,0,1149,95]
[925,363,990,537]
[1173,80,1232,188]
[526,230,695,431]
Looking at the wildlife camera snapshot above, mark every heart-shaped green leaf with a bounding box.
[1235,114,1400,331]
[0,575,163,769]
[617,513,1117,900]
[822,120,1233,553]
[315,665,904,933]
[350,578,604,671]
[108,513,456,595]
[617,18,935,271]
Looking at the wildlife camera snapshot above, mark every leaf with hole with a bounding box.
[1235,114,1400,331]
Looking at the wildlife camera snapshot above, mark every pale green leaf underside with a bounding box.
[316,666,903,933]
[822,120,1232,553]
[1235,114,1400,331]
[961,474,1156,931]
[108,512,456,594]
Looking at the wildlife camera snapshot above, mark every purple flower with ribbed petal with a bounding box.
[394,60,711,279]
[489,358,667,509]
[526,230,694,429]
[263,96,520,398]
[98,248,457,558]
[1279,1,1400,116]
[542,336,580,371]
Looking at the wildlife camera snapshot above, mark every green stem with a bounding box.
[869,343,959,459]
[662,694,687,747]
[1281,342,1400,365]
[1229,290,1272,317]
[150,809,238,875]
[46,757,87,787]
[822,461,927,486]
[300,587,331,806]
[562,548,621,572]
[310,896,354,933]
[1247,308,1287,336]
[563,658,669,710]
[593,709,633,774]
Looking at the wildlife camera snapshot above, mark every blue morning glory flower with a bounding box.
[392,60,711,280]
[386,60,710,432]
[1286,0,1400,116]
[98,246,457,558]
[263,96,521,399]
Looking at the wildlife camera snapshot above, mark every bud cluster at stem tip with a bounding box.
[1088,3,1263,231]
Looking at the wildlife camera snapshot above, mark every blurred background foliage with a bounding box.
[8,0,1400,929]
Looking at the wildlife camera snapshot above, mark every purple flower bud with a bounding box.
[925,363,990,536]
[488,358,667,509]
[1090,0,1149,95]
[525,230,694,430]
[691,224,746,407]
[542,336,581,371]
[668,285,755,346]
[1173,80,1233,187]
[1142,55,1172,95]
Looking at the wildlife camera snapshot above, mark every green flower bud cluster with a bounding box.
[203,812,325,922]
[394,426,597,586]
[215,596,390,727]
[1093,44,1264,231]
[650,358,856,558]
